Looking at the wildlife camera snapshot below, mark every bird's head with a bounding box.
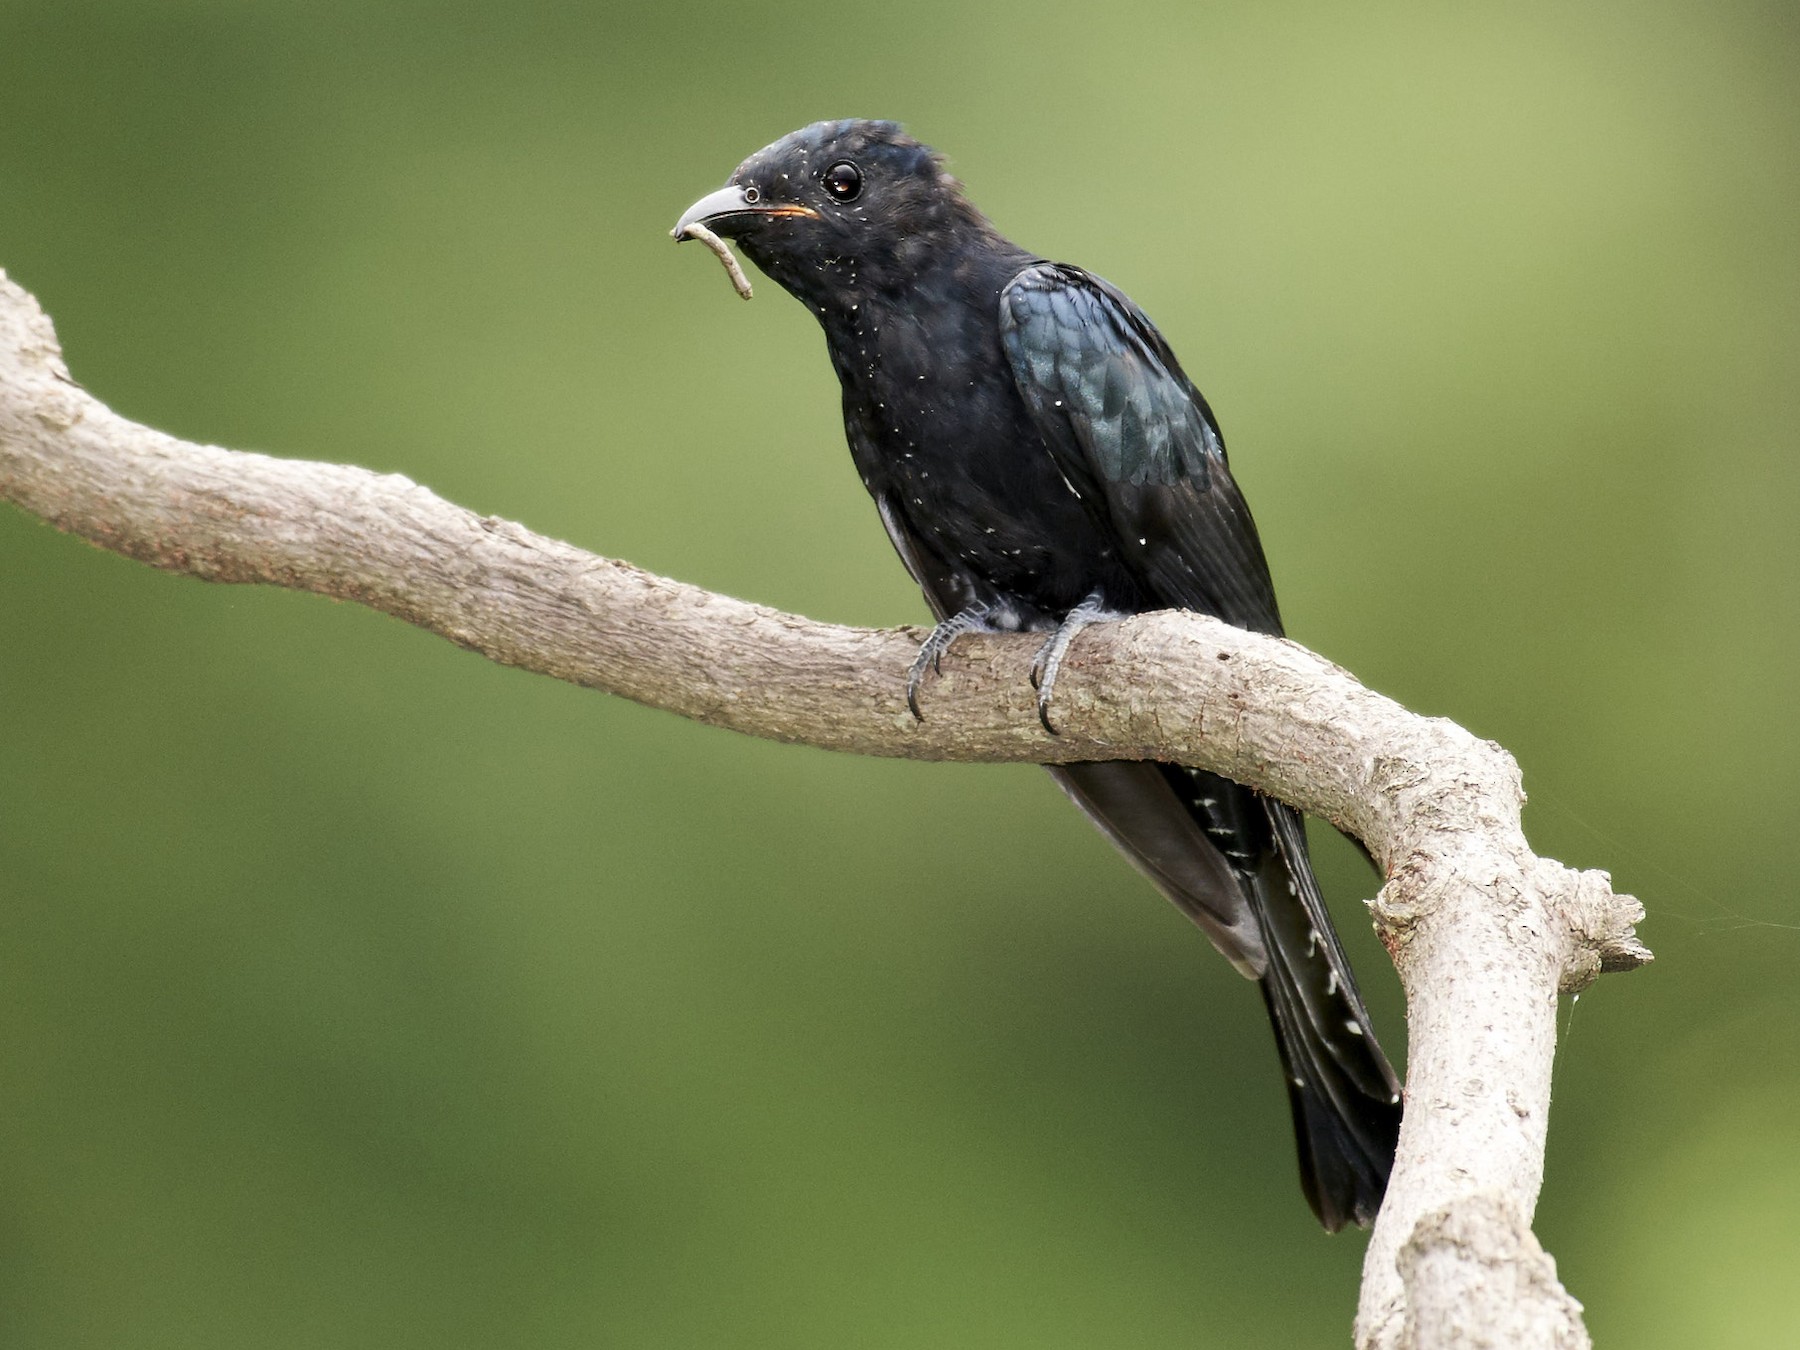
[673,119,995,306]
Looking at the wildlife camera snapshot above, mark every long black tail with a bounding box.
[1050,760,1402,1230]
[1250,797,1401,1229]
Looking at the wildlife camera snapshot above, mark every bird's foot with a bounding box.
[906,603,999,721]
[1029,593,1122,734]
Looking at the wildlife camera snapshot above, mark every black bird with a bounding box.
[675,119,1402,1230]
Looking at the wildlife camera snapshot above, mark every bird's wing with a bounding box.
[998,262,1282,635]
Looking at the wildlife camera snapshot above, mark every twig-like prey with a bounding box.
[673,221,753,300]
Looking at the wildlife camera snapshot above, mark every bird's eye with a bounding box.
[822,161,862,202]
[741,184,762,204]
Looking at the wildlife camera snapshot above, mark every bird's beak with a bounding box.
[671,185,819,240]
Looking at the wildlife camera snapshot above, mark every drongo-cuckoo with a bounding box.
[675,119,1402,1230]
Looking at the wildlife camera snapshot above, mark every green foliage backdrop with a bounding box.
[2,2,1796,1345]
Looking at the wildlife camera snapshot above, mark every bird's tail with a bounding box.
[1250,797,1402,1231]
[1047,760,1402,1229]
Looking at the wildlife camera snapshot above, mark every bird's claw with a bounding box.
[1030,593,1118,735]
[905,604,995,721]
[904,653,933,721]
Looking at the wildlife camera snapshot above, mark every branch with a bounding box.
[0,268,1647,1347]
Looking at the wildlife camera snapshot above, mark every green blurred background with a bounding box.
[1,1,1795,1345]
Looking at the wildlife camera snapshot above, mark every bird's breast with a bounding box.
[828,305,1139,618]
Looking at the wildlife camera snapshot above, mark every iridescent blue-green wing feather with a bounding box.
[999,263,1281,634]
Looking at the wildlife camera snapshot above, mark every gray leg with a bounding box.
[1029,592,1121,734]
[906,603,998,721]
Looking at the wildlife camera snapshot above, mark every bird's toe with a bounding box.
[905,603,996,721]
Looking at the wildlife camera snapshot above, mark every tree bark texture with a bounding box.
[0,268,1649,1347]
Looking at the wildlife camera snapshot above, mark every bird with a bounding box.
[673,119,1402,1231]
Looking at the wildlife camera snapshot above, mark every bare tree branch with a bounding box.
[0,268,1648,1348]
